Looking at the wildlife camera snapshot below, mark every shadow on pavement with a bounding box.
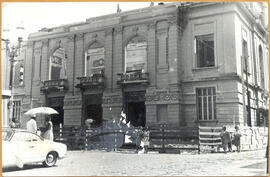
[241,161,267,169]
[2,164,58,172]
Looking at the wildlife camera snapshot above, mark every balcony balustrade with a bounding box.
[40,79,68,92]
[76,73,105,89]
[117,71,149,85]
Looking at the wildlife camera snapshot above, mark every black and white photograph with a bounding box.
[1,1,269,176]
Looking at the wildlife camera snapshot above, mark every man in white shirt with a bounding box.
[27,115,37,133]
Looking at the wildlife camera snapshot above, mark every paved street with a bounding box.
[3,149,268,176]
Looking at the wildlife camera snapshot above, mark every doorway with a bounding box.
[125,91,146,127]
[51,106,64,127]
[127,102,145,127]
[86,104,102,127]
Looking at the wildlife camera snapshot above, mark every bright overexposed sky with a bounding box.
[2,2,155,42]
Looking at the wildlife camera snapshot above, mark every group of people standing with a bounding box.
[26,115,54,141]
[220,125,242,153]
[120,109,150,154]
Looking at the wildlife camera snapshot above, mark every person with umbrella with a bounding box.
[25,107,59,137]
[26,114,37,133]
[43,116,54,141]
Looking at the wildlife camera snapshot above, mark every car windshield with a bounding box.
[2,130,14,141]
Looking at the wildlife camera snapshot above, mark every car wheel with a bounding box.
[43,152,58,167]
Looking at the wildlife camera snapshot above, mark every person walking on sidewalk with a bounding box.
[233,125,242,152]
[220,125,231,153]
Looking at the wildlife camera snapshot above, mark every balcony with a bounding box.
[76,73,105,89]
[40,79,68,92]
[117,71,149,85]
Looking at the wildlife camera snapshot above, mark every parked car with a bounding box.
[2,128,67,169]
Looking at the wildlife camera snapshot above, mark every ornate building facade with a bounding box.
[13,2,268,130]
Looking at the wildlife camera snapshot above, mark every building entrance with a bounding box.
[125,91,146,127]
[84,94,103,127]
[47,97,64,127]
[86,104,102,127]
[51,106,64,127]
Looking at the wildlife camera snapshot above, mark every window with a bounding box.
[258,45,264,88]
[12,132,41,142]
[125,36,147,72]
[13,100,21,122]
[242,40,250,73]
[196,87,216,120]
[195,34,215,68]
[157,104,168,123]
[86,46,105,76]
[49,47,67,80]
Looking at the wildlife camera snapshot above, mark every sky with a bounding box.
[2,2,154,43]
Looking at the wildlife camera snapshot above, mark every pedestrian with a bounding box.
[26,114,37,133]
[220,125,231,153]
[43,116,54,141]
[228,132,233,152]
[233,125,242,152]
[135,127,143,153]
[141,127,150,154]
[120,108,127,124]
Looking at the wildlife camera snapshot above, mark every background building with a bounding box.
[8,2,268,131]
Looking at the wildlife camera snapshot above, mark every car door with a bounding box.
[28,133,48,162]
[11,132,42,164]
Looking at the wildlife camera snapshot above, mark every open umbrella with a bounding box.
[24,107,59,116]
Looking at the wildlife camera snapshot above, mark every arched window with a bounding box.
[13,62,24,86]
[259,45,264,87]
[49,47,67,80]
[125,36,147,72]
[85,42,104,76]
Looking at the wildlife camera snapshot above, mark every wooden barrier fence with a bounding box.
[52,125,226,153]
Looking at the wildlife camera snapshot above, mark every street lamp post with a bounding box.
[2,37,23,123]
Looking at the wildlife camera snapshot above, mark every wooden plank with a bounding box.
[199,137,221,141]
[199,126,222,130]
[199,132,221,136]
[199,142,222,146]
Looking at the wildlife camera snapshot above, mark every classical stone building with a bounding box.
[12,2,268,130]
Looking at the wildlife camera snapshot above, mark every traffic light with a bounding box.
[19,65,24,85]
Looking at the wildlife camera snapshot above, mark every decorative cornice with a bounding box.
[115,26,123,35]
[148,21,156,30]
[76,33,84,41]
[34,49,41,55]
[146,91,179,102]
[67,34,75,41]
[64,99,82,106]
[105,28,113,36]
[27,41,34,48]
[157,29,168,39]
[102,95,122,104]
[168,16,177,26]
[42,39,49,46]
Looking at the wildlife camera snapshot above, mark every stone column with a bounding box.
[66,34,76,95]
[168,16,179,86]
[147,22,157,87]
[156,21,169,89]
[104,28,113,91]
[113,26,123,90]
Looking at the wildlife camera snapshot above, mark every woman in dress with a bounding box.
[43,116,54,141]
[233,125,242,152]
